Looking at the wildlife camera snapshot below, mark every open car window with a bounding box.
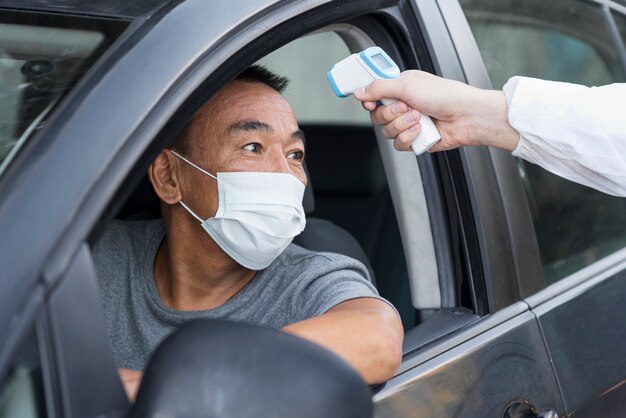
[258,29,474,338]
[258,31,417,329]
[257,32,370,126]
[92,18,475,388]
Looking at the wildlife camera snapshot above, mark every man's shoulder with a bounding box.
[94,219,164,253]
[271,243,370,281]
[92,219,164,276]
[260,244,381,323]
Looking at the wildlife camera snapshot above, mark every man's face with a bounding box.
[175,80,306,220]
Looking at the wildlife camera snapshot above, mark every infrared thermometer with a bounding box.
[327,46,440,155]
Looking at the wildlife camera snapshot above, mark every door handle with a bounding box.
[503,399,560,418]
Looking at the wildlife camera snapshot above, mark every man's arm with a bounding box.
[118,298,404,402]
[117,298,403,400]
[282,297,403,385]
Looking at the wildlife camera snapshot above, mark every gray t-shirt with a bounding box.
[93,219,384,370]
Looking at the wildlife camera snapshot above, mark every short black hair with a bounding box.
[236,65,290,93]
[170,65,290,153]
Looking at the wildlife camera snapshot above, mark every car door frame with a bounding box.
[0,0,565,416]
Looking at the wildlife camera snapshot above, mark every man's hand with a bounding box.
[118,368,143,402]
[282,298,403,385]
[354,70,520,153]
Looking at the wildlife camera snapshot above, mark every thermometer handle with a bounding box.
[379,98,441,155]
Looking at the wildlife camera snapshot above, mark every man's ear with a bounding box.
[148,150,182,205]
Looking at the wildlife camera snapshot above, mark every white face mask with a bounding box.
[170,150,306,270]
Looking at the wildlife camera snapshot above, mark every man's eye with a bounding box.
[287,150,304,161]
[243,143,261,153]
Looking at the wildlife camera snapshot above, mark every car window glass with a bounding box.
[460,0,626,284]
[0,14,126,179]
[0,329,47,418]
[257,32,371,125]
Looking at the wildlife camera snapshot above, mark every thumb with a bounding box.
[354,78,405,102]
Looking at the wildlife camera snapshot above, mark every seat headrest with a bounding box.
[302,174,315,215]
[301,125,386,195]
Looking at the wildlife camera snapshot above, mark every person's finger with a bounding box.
[361,100,377,111]
[380,109,421,139]
[354,78,406,103]
[371,101,409,125]
[427,142,443,153]
[427,137,458,153]
[392,123,421,151]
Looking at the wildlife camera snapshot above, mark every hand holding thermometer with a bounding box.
[327,46,441,155]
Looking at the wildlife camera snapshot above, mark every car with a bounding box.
[1,0,625,416]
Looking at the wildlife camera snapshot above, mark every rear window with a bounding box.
[0,11,127,177]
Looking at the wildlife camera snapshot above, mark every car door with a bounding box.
[0,1,564,417]
[95,1,565,415]
[453,0,626,416]
[0,7,134,417]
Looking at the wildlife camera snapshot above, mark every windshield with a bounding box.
[0,12,127,176]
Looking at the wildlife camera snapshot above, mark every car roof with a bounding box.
[0,0,174,18]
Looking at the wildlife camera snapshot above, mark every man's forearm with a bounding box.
[117,299,403,403]
[281,298,403,384]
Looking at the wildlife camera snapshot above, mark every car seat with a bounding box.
[299,124,414,329]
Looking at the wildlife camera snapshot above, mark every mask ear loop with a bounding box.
[178,201,204,223]
[168,149,218,223]
[169,149,218,180]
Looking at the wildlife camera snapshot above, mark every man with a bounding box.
[354,71,626,197]
[94,66,403,400]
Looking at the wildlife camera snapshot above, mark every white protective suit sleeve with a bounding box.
[503,76,626,197]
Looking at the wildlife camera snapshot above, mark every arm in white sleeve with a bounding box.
[503,76,626,197]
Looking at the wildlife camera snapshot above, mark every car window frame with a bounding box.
[74,0,499,378]
[80,1,480,321]
[0,319,50,418]
[0,288,48,415]
[5,0,521,395]
[412,0,536,310]
[435,0,547,303]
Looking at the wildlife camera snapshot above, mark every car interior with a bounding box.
[104,24,476,367]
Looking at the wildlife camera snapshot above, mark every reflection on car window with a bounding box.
[460,0,626,284]
[613,11,626,54]
[257,32,371,125]
[0,329,47,418]
[0,14,126,178]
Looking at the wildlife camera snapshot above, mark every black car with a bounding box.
[1,0,625,417]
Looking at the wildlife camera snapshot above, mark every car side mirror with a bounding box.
[130,319,373,418]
